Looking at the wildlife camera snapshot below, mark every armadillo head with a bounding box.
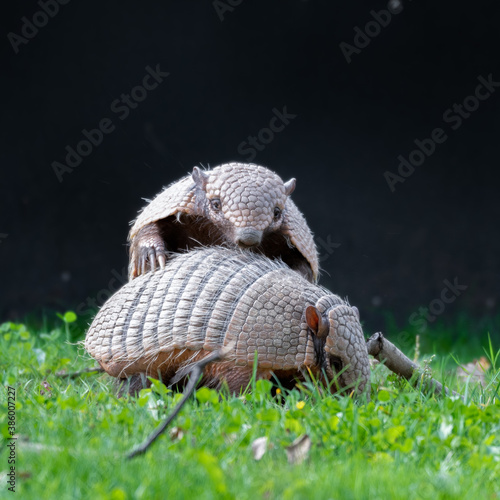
[305,297,371,399]
[192,163,296,248]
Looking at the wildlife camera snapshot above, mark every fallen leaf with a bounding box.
[223,433,238,445]
[40,380,53,396]
[169,427,184,442]
[285,434,311,465]
[251,436,268,460]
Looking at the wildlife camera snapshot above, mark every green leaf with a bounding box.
[148,377,171,397]
[285,417,305,434]
[191,450,227,495]
[385,425,405,444]
[137,389,152,407]
[378,390,391,402]
[328,415,341,431]
[468,425,481,442]
[64,311,77,323]
[1,424,12,439]
[398,438,414,453]
[370,452,394,463]
[368,417,381,428]
[20,329,31,340]
[0,322,14,332]
[196,387,219,405]
[256,408,280,422]
[40,329,61,341]
[255,379,273,395]
[109,488,127,500]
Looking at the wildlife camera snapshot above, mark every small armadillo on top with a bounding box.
[128,162,318,283]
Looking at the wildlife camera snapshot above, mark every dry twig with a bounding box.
[366,332,462,399]
[127,345,232,459]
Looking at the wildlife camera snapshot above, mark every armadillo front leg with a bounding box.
[128,222,168,280]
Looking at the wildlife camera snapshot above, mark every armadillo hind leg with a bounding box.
[199,362,272,395]
[116,374,151,397]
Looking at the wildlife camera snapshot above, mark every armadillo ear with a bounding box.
[192,166,209,191]
[306,306,328,337]
[284,178,296,196]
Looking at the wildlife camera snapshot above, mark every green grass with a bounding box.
[0,314,499,499]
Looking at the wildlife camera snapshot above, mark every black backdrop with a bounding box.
[1,0,499,336]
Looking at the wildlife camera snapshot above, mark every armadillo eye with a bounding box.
[210,199,221,211]
[273,207,282,220]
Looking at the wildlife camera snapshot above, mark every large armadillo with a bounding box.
[85,248,370,396]
[128,163,318,283]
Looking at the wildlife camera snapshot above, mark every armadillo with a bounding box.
[85,248,370,396]
[128,163,318,283]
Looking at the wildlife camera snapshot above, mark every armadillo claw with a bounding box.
[129,223,168,280]
[148,248,157,273]
[134,243,168,278]
[139,252,148,277]
[157,253,166,269]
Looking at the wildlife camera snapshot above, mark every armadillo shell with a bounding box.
[128,163,319,281]
[85,248,327,379]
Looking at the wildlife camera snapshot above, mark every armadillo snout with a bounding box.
[235,228,263,247]
[325,305,371,399]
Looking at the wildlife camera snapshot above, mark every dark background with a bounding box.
[1,0,499,338]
